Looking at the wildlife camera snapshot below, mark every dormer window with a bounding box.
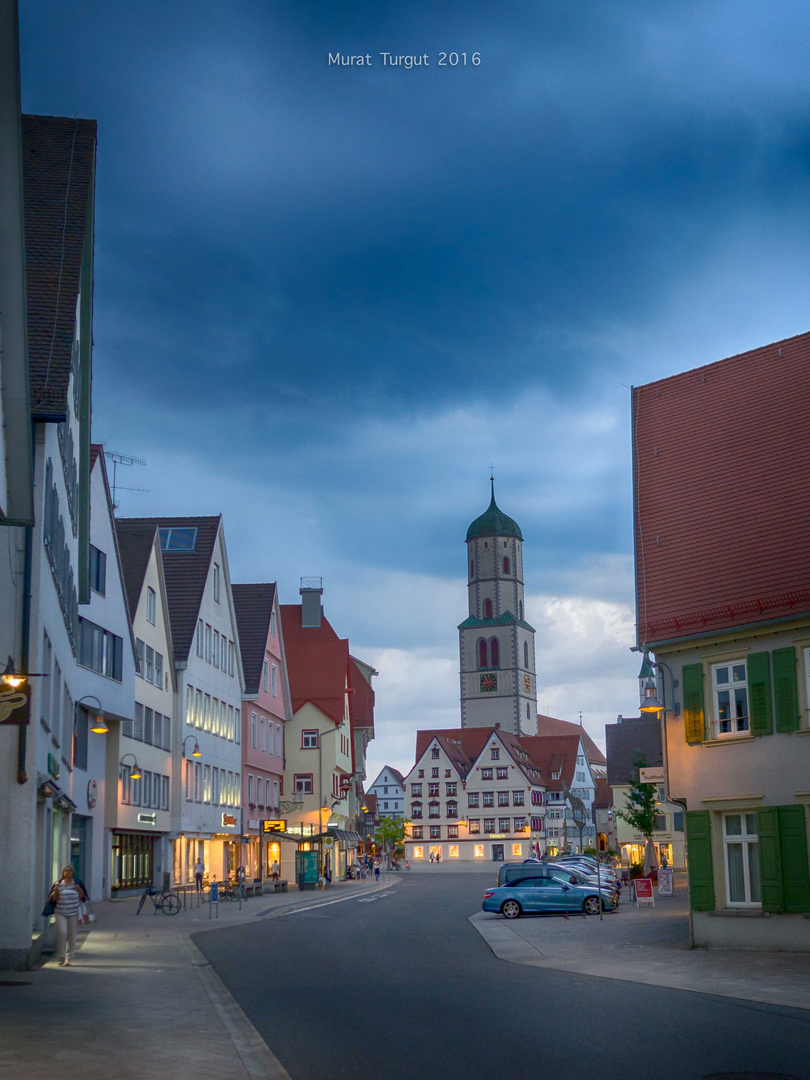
[432,748,440,759]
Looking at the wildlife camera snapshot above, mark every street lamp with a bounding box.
[119,753,142,780]
[318,724,343,888]
[183,735,202,757]
[76,694,108,733]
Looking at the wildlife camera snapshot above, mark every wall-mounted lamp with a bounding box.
[77,694,108,733]
[2,655,48,688]
[120,753,142,780]
[183,735,201,758]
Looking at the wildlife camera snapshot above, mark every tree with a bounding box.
[616,755,659,841]
[374,815,406,856]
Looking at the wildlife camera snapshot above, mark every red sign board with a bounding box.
[635,877,654,900]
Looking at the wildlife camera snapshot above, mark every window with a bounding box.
[414,846,425,860]
[713,661,749,735]
[490,638,500,669]
[468,819,480,834]
[144,708,153,745]
[430,826,441,839]
[418,769,424,778]
[228,640,235,676]
[514,818,527,832]
[484,598,493,619]
[203,694,211,732]
[293,774,313,794]
[195,689,203,729]
[411,803,423,819]
[260,717,266,752]
[513,791,525,806]
[196,620,204,657]
[531,790,542,805]
[186,763,195,803]
[89,545,106,595]
[159,527,197,552]
[481,768,493,780]
[469,560,474,578]
[531,816,542,831]
[251,713,258,748]
[146,586,156,624]
[303,730,318,748]
[484,819,496,833]
[495,767,508,780]
[524,641,529,668]
[428,802,440,818]
[478,639,487,669]
[499,818,511,832]
[73,705,88,770]
[205,624,212,662]
[431,768,439,778]
[263,659,269,693]
[723,813,761,906]
[271,664,277,696]
[474,844,485,859]
[154,651,163,690]
[428,783,440,797]
[467,792,479,808]
[431,748,440,759]
[213,563,220,602]
[162,776,169,811]
[448,827,459,841]
[412,826,423,840]
[194,761,202,802]
[78,619,123,681]
[220,635,227,670]
[248,775,254,804]
[213,630,220,668]
[483,792,494,807]
[270,609,277,637]
[447,801,458,819]
[491,748,500,760]
[503,556,510,574]
[446,782,457,796]
[497,791,510,807]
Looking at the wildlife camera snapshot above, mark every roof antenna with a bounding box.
[105,449,147,510]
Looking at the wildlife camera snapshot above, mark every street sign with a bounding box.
[324,837,334,848]
[639,767,665,785]
[657,867,674,896]
[635,877,655,905]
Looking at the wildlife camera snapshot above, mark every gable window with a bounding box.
[146,586,156,624]
[159,527,197,552]
[302,730,319,749]
[418,769,424,778]
[89,545,106,596]
[481,768,493,781]
[213,563,220,602]
[712,661,749,736]
[431,768,439,778]
[491,748,500,760]
[431,748,440,759]
[723,813,760,906]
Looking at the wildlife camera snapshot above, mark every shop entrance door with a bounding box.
[491,843,505,861]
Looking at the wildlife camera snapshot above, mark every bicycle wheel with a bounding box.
[159,893,181,915]
[136,890,148,915]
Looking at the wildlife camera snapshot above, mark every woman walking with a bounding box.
[51,866,87,967]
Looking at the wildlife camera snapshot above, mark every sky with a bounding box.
[19,0,810,781]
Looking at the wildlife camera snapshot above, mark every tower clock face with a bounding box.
[524,674,531,693]
[480,674,497,692]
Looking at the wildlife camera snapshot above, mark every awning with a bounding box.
[306,828,363,844]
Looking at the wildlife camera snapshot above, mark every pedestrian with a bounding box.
[237,864,247,900]
[194,856,205,893]
[429,851,434,863]
[436,852,441,864]
[51,866,87,967]
[374,863,380,882]
[271,859,280,882]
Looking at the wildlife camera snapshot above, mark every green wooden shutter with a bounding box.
[778,805,810,913]
[757,807,783,912]
[772,647,800,733]
[682,663,706,744]
[747,651,773,736]
[685,811,715,911]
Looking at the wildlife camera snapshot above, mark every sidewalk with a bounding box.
[0,876,394,1080]
[471,885,810,1011]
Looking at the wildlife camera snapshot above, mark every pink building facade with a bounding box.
[232,583,292,882]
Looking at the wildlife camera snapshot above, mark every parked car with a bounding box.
[497,861,619,903]
[482,875,616,919]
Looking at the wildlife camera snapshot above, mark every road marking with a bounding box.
[283,894,360,915]
[358,894,390,903]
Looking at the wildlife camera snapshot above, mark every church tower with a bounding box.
[458,481,538,736]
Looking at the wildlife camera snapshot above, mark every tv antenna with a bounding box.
[104,450,147,509]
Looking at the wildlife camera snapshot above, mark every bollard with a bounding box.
[209,877,219,919]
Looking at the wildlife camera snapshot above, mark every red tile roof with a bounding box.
[280,605,349,726]
[519,735,582,791]
[22,115,97,419]
[116,516,221,662]
[633,331,810,645]
[536,714,606,767]
[232,583,277,698]
[414,727,543,785]
[115,520,158,621]
[348,657,375,730]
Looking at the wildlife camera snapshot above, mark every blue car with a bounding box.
[482,873,616,918]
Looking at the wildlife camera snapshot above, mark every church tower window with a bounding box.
[503,556,510,574]
[490,638,500,669]
[484,598,493,619]
[478,639,487,670]
[524,641,529,668]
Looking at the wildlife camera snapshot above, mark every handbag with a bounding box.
[41,898,55,917]
[83,899,95,923]
[78,902,90,925]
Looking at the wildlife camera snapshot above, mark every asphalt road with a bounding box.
[194,873,809,1080]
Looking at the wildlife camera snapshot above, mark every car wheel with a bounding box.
[501,900,522,920]
[583,896,602,915]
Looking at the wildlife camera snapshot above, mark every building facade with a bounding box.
[367,766,405,818]
[633,332,810,949]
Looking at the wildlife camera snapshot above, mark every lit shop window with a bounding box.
[474,844,485,859]
[449,845,459,859]
[414,846,425,860]
[512,844,522,858]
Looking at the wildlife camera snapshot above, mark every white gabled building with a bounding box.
[367,766,405,819]
[117,516,245,888]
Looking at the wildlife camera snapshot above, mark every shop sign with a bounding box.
[657,867,674,895]
[632,831,672,841]
[639,767,665,785]
[0,685,30,725]
[634,877,655,905]
[263,819,287,833]
[48,753,60,780]
[138,813,156,825]
[87,780,97,809]
[221,813,237,828]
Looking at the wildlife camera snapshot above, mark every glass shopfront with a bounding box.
[111,832,156,890]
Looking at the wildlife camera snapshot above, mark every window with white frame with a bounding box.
[723,812,761,906]
[294,774,313,794]
[251,712,258,748]
[271,664,277,696]
[260,717,266,751]
[712,661,749,736]
[302,730,318,749]
[196,620,203,657]
[270,609,276,637]
[213,630,220,668]
[146,586,156,624]
[213,563,220,602]
[263,659,269,693]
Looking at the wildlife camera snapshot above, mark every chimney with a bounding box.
[300,576,323,628]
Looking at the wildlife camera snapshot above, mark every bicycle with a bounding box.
[136,884,182,915]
